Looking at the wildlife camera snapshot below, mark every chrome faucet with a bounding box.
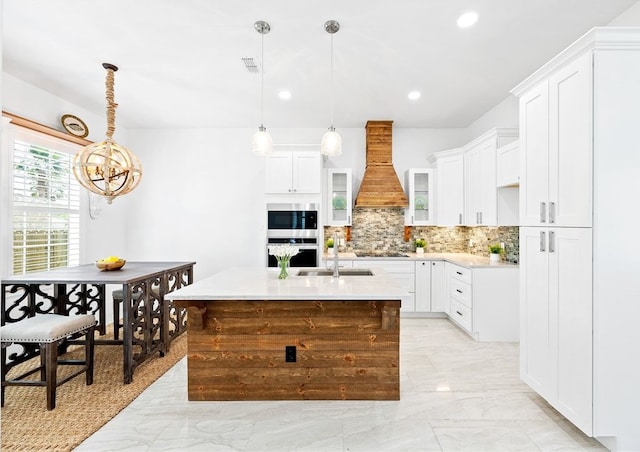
[332,232,340,278]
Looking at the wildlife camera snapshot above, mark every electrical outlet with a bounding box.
[285,346,296,363]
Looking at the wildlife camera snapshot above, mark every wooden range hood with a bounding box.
[354,120,408,207]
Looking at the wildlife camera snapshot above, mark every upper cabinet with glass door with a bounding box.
[404,168,434,225]
[326,168,352,226]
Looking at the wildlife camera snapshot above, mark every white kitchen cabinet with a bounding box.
[326,168,352,226]
[352,260,415,312]
[464,139,495,225]
[519,227,592,434]
[464,128,518,226]
[430,129,517,227]
[518,52,592,227]
[415,260,448,314]
[512,29,640,448]
[414,261,432,312]
[429,261,446,313]
[429,149,464,226]
[445,262,519,342]
[448,265,473,331]
[265,151,321,194]
[404,169,434,226]
[496,140,519,187]
[496,140,521,225]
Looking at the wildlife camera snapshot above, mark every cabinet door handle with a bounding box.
[432,262,436,266]
[479,211,483,224]
[549,231,555,253]
[348,215,351,224]
[456,271,463,276]
[456,289,463,294]
[411,215,414,224]
[540,202,546,223]
[549,202,556,224]
[540,231,546,252]
[456,311,463,316]
[459,213,462,224]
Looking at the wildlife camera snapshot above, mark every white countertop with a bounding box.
[165,266,410,302]
[325,252,518,268]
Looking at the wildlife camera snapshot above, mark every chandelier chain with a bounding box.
[105,68,117,140]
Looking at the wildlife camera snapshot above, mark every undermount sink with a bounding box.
[297,268,374,276]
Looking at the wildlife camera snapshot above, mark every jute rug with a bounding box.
[0,330,187,451]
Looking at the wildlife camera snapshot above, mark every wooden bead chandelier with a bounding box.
[73,63,142,204]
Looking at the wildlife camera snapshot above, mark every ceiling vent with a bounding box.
[242,57,260,73]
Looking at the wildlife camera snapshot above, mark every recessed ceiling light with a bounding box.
[408,91,421,100]
[278,90,291,100]
[457,11,478,28]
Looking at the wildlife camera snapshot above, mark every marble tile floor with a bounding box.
[75,318,605,451]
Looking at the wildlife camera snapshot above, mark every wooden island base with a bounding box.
[177,299,400,401]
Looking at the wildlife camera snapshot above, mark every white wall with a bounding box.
[608,0,640,25]
[466,95,519,140]
[123,126,468,280]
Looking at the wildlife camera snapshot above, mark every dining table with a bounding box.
[1,261,195,384]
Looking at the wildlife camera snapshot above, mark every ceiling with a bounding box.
[2,0,637,130]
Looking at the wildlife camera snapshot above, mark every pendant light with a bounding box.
[251,20,273,156]
[73,63,142,204]
[321,20,342,156]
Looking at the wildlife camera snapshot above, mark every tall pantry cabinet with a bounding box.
[512,28,640,451]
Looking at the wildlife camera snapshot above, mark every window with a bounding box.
[11,127,82,274]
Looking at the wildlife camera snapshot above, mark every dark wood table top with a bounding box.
[1,261,196,285]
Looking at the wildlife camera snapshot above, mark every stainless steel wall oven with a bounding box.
[267,203,319,268]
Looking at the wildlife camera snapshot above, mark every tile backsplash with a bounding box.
[325,208,519,263]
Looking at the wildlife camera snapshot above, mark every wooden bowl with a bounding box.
[96,259,126,271]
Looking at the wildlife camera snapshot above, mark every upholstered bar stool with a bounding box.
[0,313,96,410]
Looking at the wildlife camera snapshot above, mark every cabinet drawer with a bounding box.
[450,279,472,308]
[450,265,472,284]
[450,298,472,332]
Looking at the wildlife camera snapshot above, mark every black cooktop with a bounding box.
[354,252,409,258]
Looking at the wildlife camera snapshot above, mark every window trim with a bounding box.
[2,111,93,147]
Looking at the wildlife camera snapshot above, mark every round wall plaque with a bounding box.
[61,114,89,138]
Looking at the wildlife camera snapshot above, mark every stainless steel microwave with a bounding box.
[267,203,318,232]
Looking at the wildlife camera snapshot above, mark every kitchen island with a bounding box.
[165,267,408,401]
